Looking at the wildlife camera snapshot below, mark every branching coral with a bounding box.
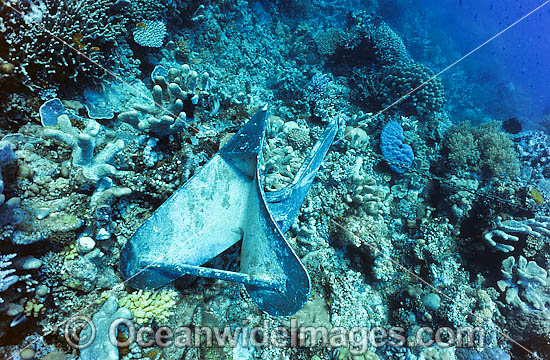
[302,73,346,120]
[340,11,409,65]
[44,115,126,182]
[484,216,550,253]
[0,254,18,304]
[119,64,214,137]
[119,289,177,325]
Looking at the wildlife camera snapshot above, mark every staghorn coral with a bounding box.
[0,254,18,304]
[313,27,341,57]
[1,0,131,86]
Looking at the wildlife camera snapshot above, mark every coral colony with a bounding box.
[0,0,549,359]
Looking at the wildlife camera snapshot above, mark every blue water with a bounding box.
[416,0,550,125]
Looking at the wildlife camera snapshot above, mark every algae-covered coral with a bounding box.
[0,0,549,360]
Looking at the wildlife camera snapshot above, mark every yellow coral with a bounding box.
[119,289,178,324]
[24,298,45,317]
[61,242,78,261]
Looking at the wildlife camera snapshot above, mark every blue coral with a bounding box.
[380,121,414,173]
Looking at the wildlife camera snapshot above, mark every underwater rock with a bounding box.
[78,297,131,360]
[0,141,16,196]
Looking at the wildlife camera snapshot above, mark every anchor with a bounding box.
[119,105,339,316]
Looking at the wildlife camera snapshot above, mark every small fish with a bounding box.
[530,188,544,204]
[136,22,147,28]
[72,32,85,50]
[90,46,101,51]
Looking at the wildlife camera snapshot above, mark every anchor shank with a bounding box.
[265,118,339,232]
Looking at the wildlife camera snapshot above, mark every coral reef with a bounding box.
[118,64,215,137]
[118,288,178,325]
[0,254,18,304]
[0,1,547,359]
[44,115,126,183]
[371,61,446,117]
[1,0,130,85]
[78,296,131,360]
[132,20,167,48]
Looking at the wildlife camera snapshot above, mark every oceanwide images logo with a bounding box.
[65,316,486,354]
